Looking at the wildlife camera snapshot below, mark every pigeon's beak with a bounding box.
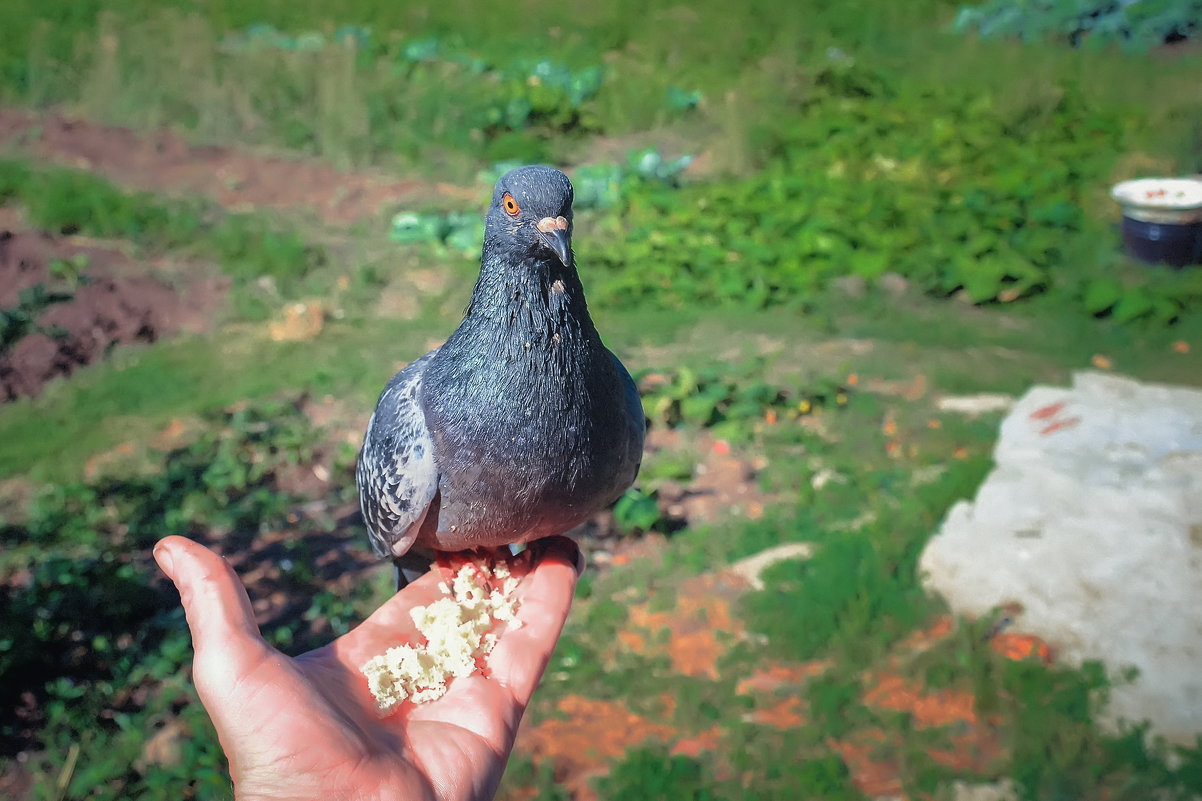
[536,216,571,266]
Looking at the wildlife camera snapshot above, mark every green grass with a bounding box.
[3,2,1198,174]
[2,1,1202,799]
[518,338,1202,800]
[5,281,1201,484]
[0,318,432,481]
[6,292,1202,799]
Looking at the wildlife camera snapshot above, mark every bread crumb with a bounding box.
[361,563,522,713]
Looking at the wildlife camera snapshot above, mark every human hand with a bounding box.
[153,535,581,801]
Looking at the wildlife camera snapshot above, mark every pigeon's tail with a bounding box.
[392,550,434,591]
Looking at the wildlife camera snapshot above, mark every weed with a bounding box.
[638,363,850,441]
[0,396,345,796]
[0,282,75,354]
[593,746,718,801]
[500,753,572,801]
[612,487,664,533]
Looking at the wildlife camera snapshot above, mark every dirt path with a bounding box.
[0,108,476,227]
[0,228,226,400]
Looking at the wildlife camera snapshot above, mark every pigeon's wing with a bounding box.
[611,350,646,473]
[356,351,440,559]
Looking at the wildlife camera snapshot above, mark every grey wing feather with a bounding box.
[356,351,440,559]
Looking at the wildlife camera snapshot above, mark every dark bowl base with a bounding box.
[1121,216,1202,268]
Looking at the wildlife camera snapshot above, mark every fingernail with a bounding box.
[540,537,585,576]
[153,542,175,580]
[562,539,587,576]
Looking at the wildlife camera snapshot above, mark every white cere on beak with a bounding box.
[536,216,569,233]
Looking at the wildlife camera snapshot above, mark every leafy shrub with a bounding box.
[0,554,171,716]
[1,399,318,572]
[954,0,1201,50]
[1078,261,1202,324]
[0,397,330,791]
[590,63,1122,311]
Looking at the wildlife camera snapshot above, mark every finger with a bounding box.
[486,536,580,703]
[153,535,276,693]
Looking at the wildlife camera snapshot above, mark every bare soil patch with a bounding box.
[0,229,225,401]
[0,109,472,226]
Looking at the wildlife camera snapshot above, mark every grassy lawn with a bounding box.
[2,1,1202,799]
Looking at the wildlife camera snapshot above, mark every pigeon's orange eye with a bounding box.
[502,193,520,216]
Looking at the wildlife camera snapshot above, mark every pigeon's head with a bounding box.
[485,166,574,267]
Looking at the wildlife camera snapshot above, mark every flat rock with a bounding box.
[935,393,1015,415]
[920,371,1202,744]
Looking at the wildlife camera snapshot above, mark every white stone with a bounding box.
[936,393,1015,415]
[920,372,1202,744]
[950,780,1017,801]
[728,543,814,590]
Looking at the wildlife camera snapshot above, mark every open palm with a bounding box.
[153,535,580,801]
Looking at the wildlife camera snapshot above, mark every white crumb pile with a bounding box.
[360,563,522,713]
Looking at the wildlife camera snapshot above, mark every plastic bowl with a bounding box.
[1110,177,1202,268]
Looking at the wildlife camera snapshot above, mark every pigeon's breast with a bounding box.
[418,345,637,550]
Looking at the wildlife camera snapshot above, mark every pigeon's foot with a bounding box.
[433,546,534,595]
[435,548,500,594]
[393,549,435,591]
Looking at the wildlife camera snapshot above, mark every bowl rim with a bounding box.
[1111,177,1202,211]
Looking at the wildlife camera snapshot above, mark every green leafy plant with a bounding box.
[954,0,1201,50]
[1079,264,1202,324]
[591,67,1121,312]
[638,363,849,440]
[611,487,664,533]
[0,282,75,354]
[47,253,91,286]
[592,746,718,801]
[0,396,344,798]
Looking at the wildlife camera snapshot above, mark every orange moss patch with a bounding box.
[828,729,906,799]
[989,632,1054,664]
[844,615,1011,783]
[82,441,138,480]
[893,616,955,655]
[616,628,647,652]
[863,673,977,729]
[928,723,1008,775]
[671,726,723,757]
[747,696,807,729]
[736,660,832,695]
[618,573,747,679]
[649,623,724,679]
[517,695,677,799]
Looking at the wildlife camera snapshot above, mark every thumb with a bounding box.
[153,535,274,692]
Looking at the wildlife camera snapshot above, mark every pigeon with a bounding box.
[357,165,645,587]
